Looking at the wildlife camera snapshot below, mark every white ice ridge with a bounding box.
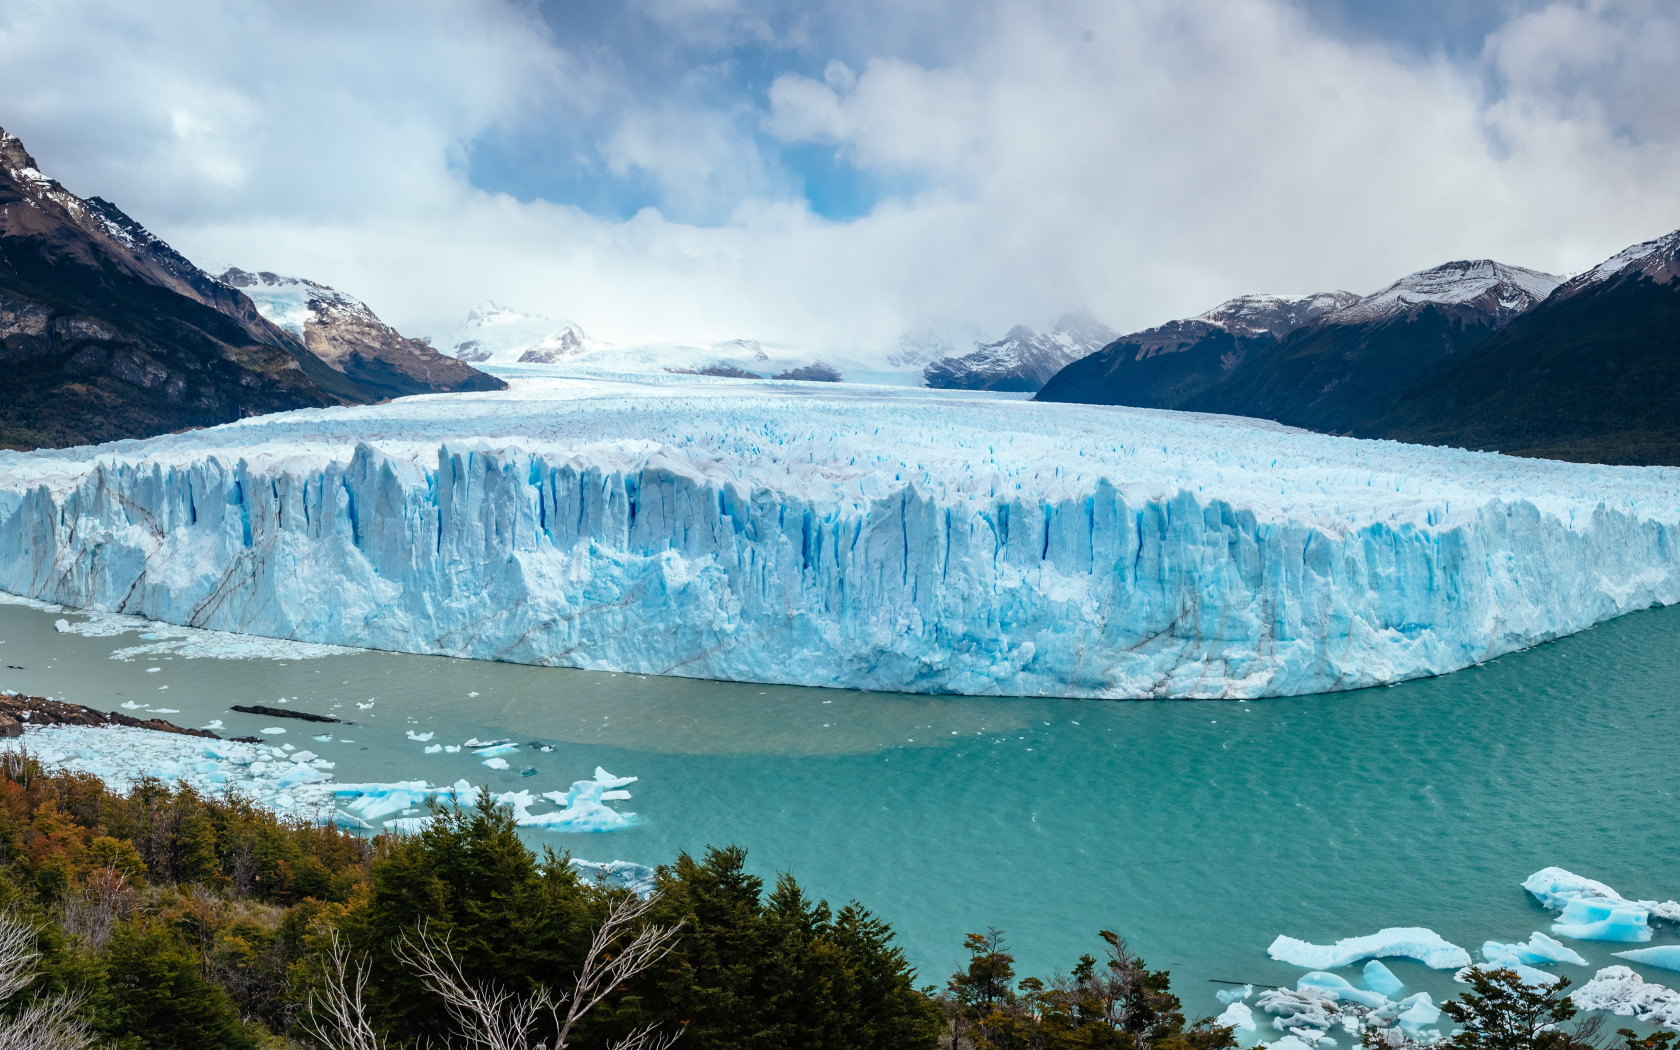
[1572,967,1680,1030]
[1269,928,1472,970]
[4,723,636,834]
[2,381,1679,698]
[1523,867,1680,942]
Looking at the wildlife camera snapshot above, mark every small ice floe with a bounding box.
[201,720,224,731]
[406,730,434,742]
[120,701,143,710]
[472,741,519,757]
[1215,1002,1255,1033]
[1523,867,1680,943]
[1363,961,1404,997]
[153,708,179,714]
[313,734,332,742]
[145,667,161,673]
[444,745,460,753]
[261,727,286,735]
[1571,966,1680,1028]
[1459,932,1588,987]
[1216,985,1252,1005]
[424,744,443,754]
[1614,946,1680,973]
[570,859,658,896]
[357,701,374,710]
[482,757,510,769]
[1269,928,1471,970]
[468,691,479,697]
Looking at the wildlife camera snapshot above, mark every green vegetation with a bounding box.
[1,749,1663,1050]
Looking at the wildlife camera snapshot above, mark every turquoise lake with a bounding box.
[1,597,1677,1021]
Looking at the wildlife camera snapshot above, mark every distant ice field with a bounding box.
[2,375,1678,698]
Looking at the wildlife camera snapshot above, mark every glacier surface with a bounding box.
[2,378,1678,699]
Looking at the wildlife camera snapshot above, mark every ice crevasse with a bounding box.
[1,385,1679,699]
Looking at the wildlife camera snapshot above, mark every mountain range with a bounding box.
[0,126,499,450]
[922,311,1117,391]
[1037,235,1680,465]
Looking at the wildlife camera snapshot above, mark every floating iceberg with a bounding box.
[1297,973,1390,1009]
[1481,932,1586,967]
[1615,947,1680,973]
[1269,928,1471,970]
[1217,1002,1257,1032]
[1571,966,1680,1029]
[1522,868,1680,942]
[4,384,1679,699]
[1362,961,1403,997]
[1217,985,1254,1005]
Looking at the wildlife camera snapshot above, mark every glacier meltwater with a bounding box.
[2,377,1678,699]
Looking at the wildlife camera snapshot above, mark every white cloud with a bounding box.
[2,0,1677,354]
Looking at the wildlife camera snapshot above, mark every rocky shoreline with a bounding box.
[0,692,258,742]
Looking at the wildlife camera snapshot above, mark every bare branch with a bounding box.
[301,932,388,1050]
[395,923,563,1050]
[557,892,683,1050]
[0,914,41,1005]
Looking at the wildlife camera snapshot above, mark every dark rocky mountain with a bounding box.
[1036,238,1680,465]
[924,311,1116,392]
[219,269,504,398]
[1190,260,1562,432]
[1370,230,1680,464]
[1035,291,1357,408]
[0,126,379,449]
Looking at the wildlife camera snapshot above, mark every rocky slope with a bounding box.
[0,126,379,450]
[1035,292,1356,408]
[220,269,503,398]
[1372,230,1680,464]
[923,311,1117,392]
[1191,260,1563,432]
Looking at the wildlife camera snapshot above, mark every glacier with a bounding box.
[1,377,1678,699]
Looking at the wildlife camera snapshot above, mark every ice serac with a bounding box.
[0,387,1678,699]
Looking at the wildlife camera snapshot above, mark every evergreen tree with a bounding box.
[1441,968,1601,1050]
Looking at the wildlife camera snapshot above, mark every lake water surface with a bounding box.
[1,596,1676,1020]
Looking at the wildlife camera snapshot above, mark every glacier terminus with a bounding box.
[2,375,1677,700]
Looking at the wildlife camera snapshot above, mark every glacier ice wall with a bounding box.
[1,385,1678,699]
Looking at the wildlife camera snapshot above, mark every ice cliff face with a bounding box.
[1,383,1677,699]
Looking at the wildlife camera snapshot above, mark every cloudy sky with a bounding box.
[3,0,1678,350]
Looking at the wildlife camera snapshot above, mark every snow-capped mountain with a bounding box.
[1322,259,1562,328]
[441,302,599,365]
[219,270,503,398]
[1036,292,1355,408]
[1551,228,1680,301]
[0,125,379,449]
[1369,226,1680,463]
[923,311,1118,392]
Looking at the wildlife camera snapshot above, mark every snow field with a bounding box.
[1,382,1678,698]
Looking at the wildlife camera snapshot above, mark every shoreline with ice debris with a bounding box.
[1,716,644,837]
[3,384,1679,699]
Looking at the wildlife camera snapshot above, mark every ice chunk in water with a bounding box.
[407,731,435,742]
[1269,929,1471,970]
[482,757,510,770]
[1571,966,1680,1029]
[1217,985,1253,1005]
[1217,1002,1256,1032]
[1362,961,1403,997]
[1297,973,1389,1009]
[1523,867,1680,942]
[1614,947,1680,973]
[1482,932,1587,967]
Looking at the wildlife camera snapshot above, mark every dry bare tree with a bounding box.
[301,933,388,1050]
[0,911,101,1050]
[60,865,136,951]
[305,892,682,1050]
